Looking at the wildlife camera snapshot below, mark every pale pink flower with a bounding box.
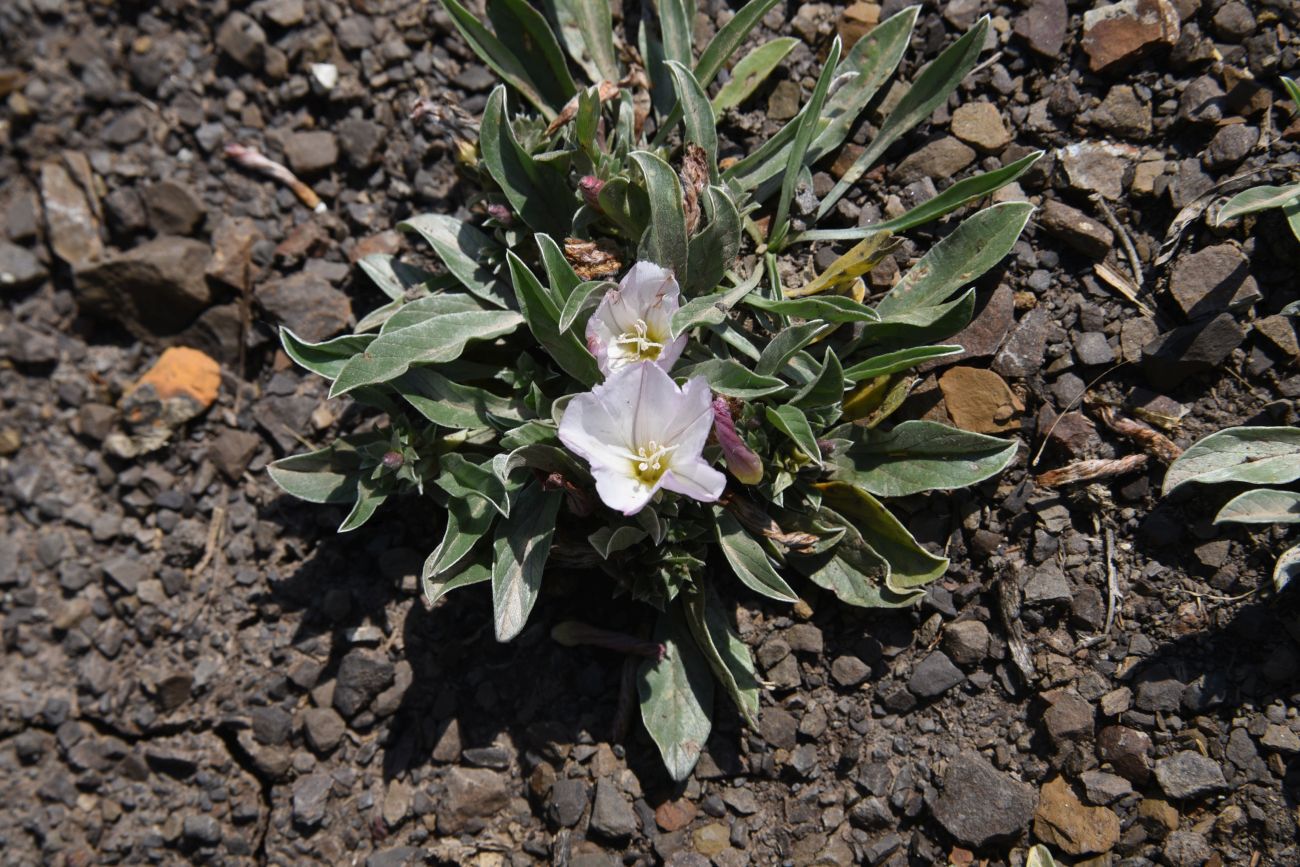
[586,262,687,376]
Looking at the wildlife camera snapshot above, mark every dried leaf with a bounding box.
[1093,404,1182,463]
[1035,453,1149,487]
[544,79,621,136]
[680,143,709,236]
[563,237,623,280]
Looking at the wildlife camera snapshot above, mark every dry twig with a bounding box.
[1035,453,1149,487]
[225,143,326,213]
[1092,403,1183,463]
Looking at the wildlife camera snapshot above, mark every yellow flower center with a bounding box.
[630,440,676,486]
[613,318,665,362]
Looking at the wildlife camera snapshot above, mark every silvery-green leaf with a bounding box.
[480,86,574,232]
[745,294,880,323]
[711,38,798,112]
[1026,845,1059,867]
[1285,75,1300,110]
[870,151,1043,234]
[500,420,560,450]
[378,292,487,332]
[714,510,799,603]
[657,0,691,65]
[772,36,841,244]
[877,202,1033,318]
[544,0,619,82]
[756,321,828,376]
[491,481,562,642]
[1275,543,1300,592]
[857,289,976,347]
[766,405,823,466]
[685,186,742,294]
[1213,488,1300,524]
[1163,427,1300,495]
[493,444,592,486]
[399,214,511,308]
[676,359,786,398]
[665,61,719,181]
[425,497,495,591]
[694,0,783,87]
[788,518,922,608]
[338,474,387,532]
[280,328,374,381]
[423,560,491,607]
[558,280,613,333]
[819,17,990,218]
[506,251,602,386]
[267,440,369,504]
[486,0,576,111]
[436,453,511,517]
[1215,183,1300,224]
[816,483,949,592]
[589,525,648,559]
[791,350,846,409]
[844,346,962,382]
[683,585,760,728]
[357,254,437,301]
[637,605,714,781]
[672,265,761,338]
[398,368,527,429]
[439,0,559,120]
[833,420,1018,496]
[631,151,690,282]
[329,306,524,396]
[537,233,581,302]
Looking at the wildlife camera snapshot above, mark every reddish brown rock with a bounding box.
[1082,0,1180,74]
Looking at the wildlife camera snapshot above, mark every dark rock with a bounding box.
[589,778,638,841]
[785,623,824,654]
[993,307,1051,377]
[943,620,989,667]
[104,187,148,236]
[548,777,589,828]
[1094,85,1153,139]
[1134,667,1184,712]
[284,131,339,176]
[337,119,385,169]
[1154,751,1227,800]
[1098,725,1153,784]
[251,706,293,746]
[1203,124,1258,169]
[1142,313,1246,389]
[924,284,1015,368]
[103,556,147,594]
[1178,76,1226,125]
[1024,563,1072,605]
[760,706,798,750]
[143,181,207,236]
[831,655,871,687]
[932,751,1037,846]
[1211,1,1255,41]
[0,323,60,364]
[216,11,267,70]
[441,768,511,834]
[1014,0,1068,57]
[1168,244,1260,319]
[0,241,46,290]
[292,773,332,827]
[1075,331,1115,365]
[892,137,976,184]
[302,707,346,753]
[1081,769,1133,805]
[1044,691,1095,744]
[75,236,214,336]
[183,814,222,845]
[908,652,964,698]
[208,429,261,480]
[334,649,395,718]
[257,271,353,342]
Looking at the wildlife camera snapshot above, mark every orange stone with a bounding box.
[133,346,221,409]
[654,797,697,832]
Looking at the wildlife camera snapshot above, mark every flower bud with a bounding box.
[712,397,763,485]
[579,175,605,211]
[381,451,404,470]
[486,203,513,226]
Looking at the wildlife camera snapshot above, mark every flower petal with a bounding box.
[558,389,631,465]
[660,459,726,504]
[593,466,657,515]
[658,374,716,455]
[630,362,689,446]
[619,262,678,310]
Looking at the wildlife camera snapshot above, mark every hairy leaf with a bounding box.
[398,368,527,429]
[280,328,375,381]
[714,510,799,602]
[772,36,841,245]
[1213,489,1300,525]
[676,359,787,398]
[491,481,563,641]
[816,482,949,592]
[843,346,963,382]
[632,151,690,281]
[506,251,602,386]
[1215,183,1300,225]
[486,0,576,111]
[400,214,512,308]
[638,604,714,781]
[683,586,760,727]
[833,420,1018,496]
[766,405,823,466]
[1163,426,1300,495]
[440,0,559,119]
[480,86,574,233]
[711,38,797,112]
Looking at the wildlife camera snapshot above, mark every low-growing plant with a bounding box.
[269,1,1035,778]
[1213,77,1300,242]
[1162,425,1300,592]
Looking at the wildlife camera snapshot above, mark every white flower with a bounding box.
[558,362,726,516]
[586,262,688,376]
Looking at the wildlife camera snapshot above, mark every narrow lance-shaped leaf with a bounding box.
[685,186,742,295]
[665,61,719,182]
[870,151,1044,234]
[424,496,496,594]
[785,232,898,298]
[683,586,761,727]
[657,0,692,65]
[714,510,799,602]
[280,328,374,382]
[338,474,387,533]
[357,254,437,301]
[435,453,511,518]
[772,36,841,246]
[423,560,492,608]
[506,251,602,386]
[756,321,828,376]
[480,86,574,233]
[398,368,527,430]
[1214,489,1300,525]
[491,481,563,642]
[638,604,714,781]
[400,214,512,308]
[486,0,577,110]
[675,359,787,398]
[819,17,990,219]
[815,482,949,592]
[766,405,823,466]
[537,233,582,302]
[1215,183,1300,224]
[439,0,559,120]
[631,151,690,282]
[267,441,367,504]
[843,346,963,382]
[1163,426,1300,495]
[694,0,783,87]
[1276,543,1300,593]
[711,38,798,112]
[671,265,764,337]
[832,419,1018,496]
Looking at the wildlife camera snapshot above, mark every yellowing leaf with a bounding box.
[786,233,898,298]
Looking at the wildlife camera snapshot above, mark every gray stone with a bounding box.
[1260,724,1300,754]
[943,620,989,667]
[1094,85,1152,139]
[892,137,976,184]
[216,12,267,70]
[302,707,346,753]
[1142,313,1246,389]
[333,649,395,718]
[103,556,147,594]
[0,242,46,290]
[1212,1,1255,41]
[1060,142,1135,201]
[1098,726,1152,784]
[760,706,798,750]
[951,102,1012,152]
[441,768,510,834]
[548,777,589,827]
[75,236,213,336]
[932,751,1037,846]
[292,773,332,826]
[1024,563,1072,605]
[767,81,801,121]
[993,307,1051,377]
[208,429,261,480]
[589,778,638,841]
[1154,751,1227,800]
[1169,244,1260,319]
[257,271,353,342]
[1039,199,1114,259]
[262,0,305,27]
[251,706,293,746]
[1179,76,1226,125]
[907,651,964,698]
[1135,667,1184,712]
[1203,124,1258,169]
[183,814,222,845]
[1080,769,1133,805]
[1044,691,1095,744]
[831,655,871,687]
[1014,0,1068,57]
[283,131,339,176]
[337,119,385,169]
[143,181,207,236]
[1074,331,1115,365]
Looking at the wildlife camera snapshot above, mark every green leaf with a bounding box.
[657,0,691,65]
[425,497,495,593]
[280,328,374,381]
[833,420,1018,496]
[745,294,880,323]
[756,321,827,376]
[766,405,823,465]
[772,36,841,244]
[398,368,527,429]
[379,292,485,331]
[686,186,743,295]
[267,438,374,504]
[1284,75,1300,110]
[423,560,491,608]
[695,0,783,87]
[1163,427,1300,495]
[857,289,976,348]
[711,37,798,112]
[1215,183,1300,225]
[714,510,799,602]
[791,349,846,409]
[1214,489,1300,525]
[486,0,577,111]
[786,232,898,298]
[493,443,592,486]
[844,346,962,382]
[1275,543,1300,592]
[537,233,582,302]
[1287,197,1300,244]
[357,254,437,301]
[330,306,524,397]
[819,17,990,219]
[1026,845,1060,867]
[589,525,649,559]
[545,0,619,82]
[788,520,917,608]
[480,86,574,232]
[439,0,559,120]
[638,604,714,781]
[676,359,787,398]
[871,150,1044,234]
[665,61,719,182]
[876,202,1033,318]
[683,586,760,728]
[506,251,602,386]
[559,280,613,333]
[435,453,511,518]
[491,481,563,641]
[631,151,690,282]
[338,474,387,532]
[816,482,949,593]
[399,214,511,308]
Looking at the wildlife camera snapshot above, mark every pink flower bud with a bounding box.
[486,203,513,226]
[579,175,605,211]
[381,451,404,470]
[712,397,763,485]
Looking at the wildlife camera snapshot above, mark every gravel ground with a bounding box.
[2,0,1299,865]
